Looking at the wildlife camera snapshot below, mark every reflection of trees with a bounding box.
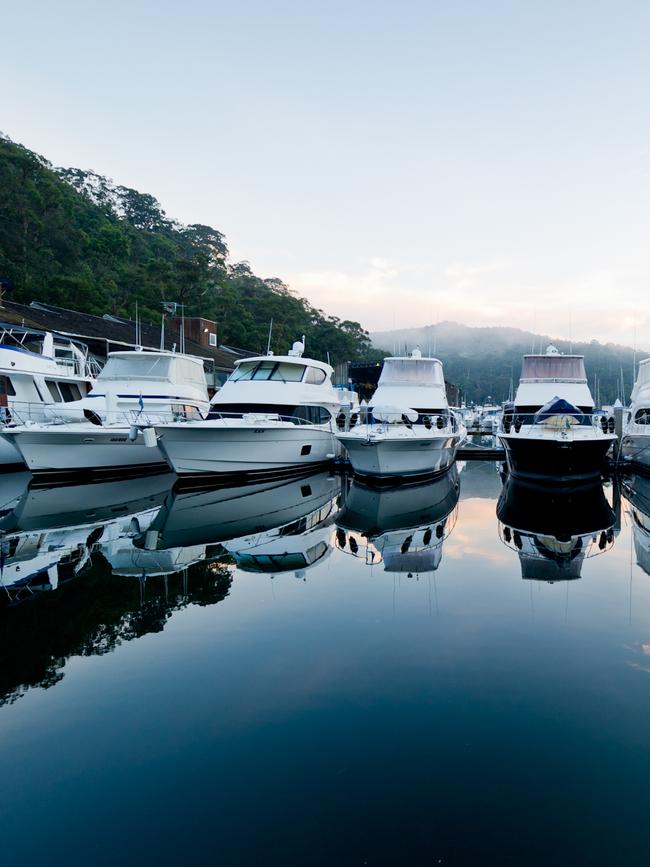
[0,553,232,707]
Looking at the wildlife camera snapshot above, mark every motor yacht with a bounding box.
[4,350,209,480]
[335,466,460,574]
[621,358,650,472]
[335,349,463,478]
[152,340,342,478]
[497,475,616,582]
[0,330,98,468]
[498,345,615,482]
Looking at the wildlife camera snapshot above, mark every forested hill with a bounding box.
[0,134,379,364]
[372,321,644,406]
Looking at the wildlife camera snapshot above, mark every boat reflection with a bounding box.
[0,473,173,603]
[137,470,341,580]
[335,466,460,575]
[497,477,617,582]
[621,473,650,576]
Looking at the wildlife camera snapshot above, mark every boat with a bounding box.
[152,340,342,478]
[335,349,463,478]
[621,359,650,472]
[4,350,209,480]
[497,474,616,582]
[477,405,501,435]
[0,329,98,469]
[335,466,460,574]
[621,473,650,576]
[498,345,615,482]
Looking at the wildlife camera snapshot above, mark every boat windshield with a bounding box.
[521,356,586,381]
[379,359,444,387]
[99,355,173,380]
[230,361,305,382]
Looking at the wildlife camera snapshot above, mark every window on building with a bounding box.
[209,332,217,346]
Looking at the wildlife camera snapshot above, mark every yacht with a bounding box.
[335,349,463,478]
[4,350,209,479]
[497,475,616,582]
[498,345,615,482]
[335,466,460,574]
[621,358,650,472]
[152,340,342,478]
[0,330,98,468]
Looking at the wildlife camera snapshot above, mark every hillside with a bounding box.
[0,134,379,364]
[372,322,643,405]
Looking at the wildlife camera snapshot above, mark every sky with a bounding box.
[3,0,650,347]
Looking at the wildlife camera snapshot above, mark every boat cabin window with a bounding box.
[634,409,650,425]
[305,367,327,385]
[99,355,173,381]
[0,376,16,397]
[59,382,82,401]
[378,359,444,387]
[521,356,586,380]
[45,380,62,402]
[231,361,305,383]
[292,405,331,424]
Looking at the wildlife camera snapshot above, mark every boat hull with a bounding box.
[156,422,336,477]
[0,432,27,471]
[499,433,613,482]
[621,434,650,474]
[337,431,459,478]
[6,427,168,480]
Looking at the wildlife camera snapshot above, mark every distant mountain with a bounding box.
[371,322,645,405]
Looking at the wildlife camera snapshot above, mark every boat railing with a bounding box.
[500,411,615,436]
[341,411,458,436]
[1,403,209,429]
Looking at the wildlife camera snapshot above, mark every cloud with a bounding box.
[283,256,650,349]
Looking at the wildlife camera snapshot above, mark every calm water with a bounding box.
[1,461,650,865]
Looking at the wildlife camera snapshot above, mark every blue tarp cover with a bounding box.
[534,396,583,421]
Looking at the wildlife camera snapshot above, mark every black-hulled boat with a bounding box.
[498,346,615,483]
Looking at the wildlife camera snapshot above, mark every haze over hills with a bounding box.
[371,322,645,405]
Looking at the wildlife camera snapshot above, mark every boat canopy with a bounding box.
[631,358,650,401]
[534,397,584,422]
[378,357,444,387]
[99,352,205,385]
[521,355,587,381]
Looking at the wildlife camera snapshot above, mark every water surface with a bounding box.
[1,461,649,866]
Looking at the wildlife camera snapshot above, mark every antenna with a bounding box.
[266,318,274,355]
[160,311,165,351]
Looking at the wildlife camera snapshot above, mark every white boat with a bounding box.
[4,350,209,479]
[498,345,616,482]
[621,358,650,472]
[335,349,463,478]
[0,330,98,468]
[477,405,501,435]
[153,340,342,478]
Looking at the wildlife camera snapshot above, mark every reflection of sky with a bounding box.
[2,463,650,864]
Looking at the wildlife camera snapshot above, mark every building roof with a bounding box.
[0,300,253,370]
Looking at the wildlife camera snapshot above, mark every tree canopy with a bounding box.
[0,135,381,364]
